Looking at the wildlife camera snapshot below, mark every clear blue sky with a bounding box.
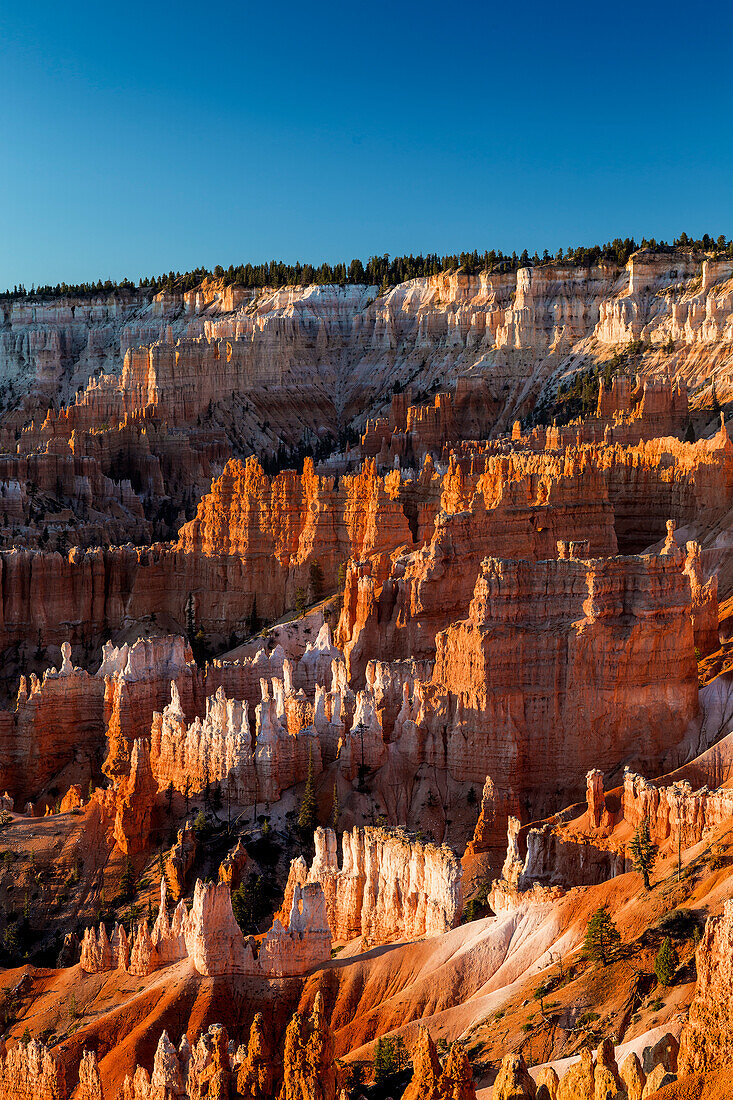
[1,0,731,289]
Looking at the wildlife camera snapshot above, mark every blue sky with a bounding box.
[1,0,731,288]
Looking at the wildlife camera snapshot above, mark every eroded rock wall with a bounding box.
[280,825,463,946]
[82,875,331,979]
[679,899,733,1074]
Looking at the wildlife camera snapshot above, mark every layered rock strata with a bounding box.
[429,544,699,811]
[101,635,199,780]
[81,874,331,978]
[279,825,463,946]
[12,252,733,443]
[336,449,619,679]
[679,899,733,1074]
[621,769,733,849]
[150,678,322,805]
[492,756,733,901]
[0,642,105,800]
[176,454,416,619]
[0,423,728,663]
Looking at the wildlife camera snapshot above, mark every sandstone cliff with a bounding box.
[81,873,331,979]
[279,825,463,946]
[150,677,322,805]
[428,545,699,822]
[679,898,733,1074]
[10,253,733,448]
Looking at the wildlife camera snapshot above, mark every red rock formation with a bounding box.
[6,256,733,456]
[464,775,522,871]
[236,1013,274,1100]
[586,768,606,830]
[165,821,196,900]
[622,770,733,849]
[401,1027,447,1100]
[337,448,618,679]
[280,992,336,1100]
[679,899,733,1074]
[0,642,105,801]
[401,1029,478,1100]
[362,379,499,465]
[0,1038,67,1100]
[120,1024,235,1100]
[440,1043,478,1100]
[150,678,322,805]
[0,426,726,664]
[112,738,157,855]
[101,635,199,780]
[82,873,331,978]
[494,755,733,901]
[280,825,463,946]
[176,455,414,620]
[684,538,719,655]
[0,447,151,552]
[427,545,699,829]
[492,1051,537,1100]
[75,1050,103,1100]
[59,784,84,813]
[218,838,251,891]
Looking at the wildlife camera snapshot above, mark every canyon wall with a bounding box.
[679,899,733,1074]
[336,448,619,679]
[6,253,733,450]
[279,825,463,946]
[81,874,331,979]
[0,425,726,664]
[0,643,106,801]
[149,678,322,805]
[176,454,415,616]
[431,544,699,794]
[621,770,733,849]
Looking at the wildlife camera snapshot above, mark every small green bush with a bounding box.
[654,937,679,986]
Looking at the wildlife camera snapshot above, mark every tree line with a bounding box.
[5,233,733,300]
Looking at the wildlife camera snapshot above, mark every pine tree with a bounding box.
[584,905,621,965]
[295,586,307,616]
[654,935,679,986]
[184,592,196,642]
[331,782,339,830]
[309,559,323,600]
[373,1037,386,1083]
[248,596,260,635]
[120,856,135,901]
[629,818,658,890]
[374,1036,397,1084]
[298,747,317,835]
[231,880,250,933]
[392,1034,409,1073]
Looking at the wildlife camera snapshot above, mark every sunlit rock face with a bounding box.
[679,899,733,1074]
[82,875,331,979]
[279,825,463,946]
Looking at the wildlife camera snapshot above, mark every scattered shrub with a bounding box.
[654,937,679,986]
